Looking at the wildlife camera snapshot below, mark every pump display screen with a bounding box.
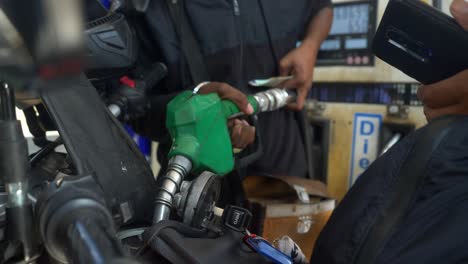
[317,1,377,66]
[330,4,370,35]
[320,39,341,51]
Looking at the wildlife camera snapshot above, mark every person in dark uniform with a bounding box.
[133,0,332,203]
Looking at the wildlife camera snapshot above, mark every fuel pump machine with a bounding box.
[308,0,447,199]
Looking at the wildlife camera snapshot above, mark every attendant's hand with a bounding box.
[198,82,255,148]
[198,82,254,114]
[227,119,255,149]
[279,41,319,111]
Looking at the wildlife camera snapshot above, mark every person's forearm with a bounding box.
[302,7,333,50]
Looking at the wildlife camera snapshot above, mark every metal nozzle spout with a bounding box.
[253,88,296,113]
[152,155,192,224]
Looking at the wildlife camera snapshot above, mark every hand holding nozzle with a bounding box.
[196,82,257,149]
[198,83,296,148]
[153,85,297,224]
[196,82,255,116]
[196,82,297,117]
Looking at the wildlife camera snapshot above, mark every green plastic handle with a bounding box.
[222,96,259,118]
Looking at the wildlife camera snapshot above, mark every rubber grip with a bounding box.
[142,63,168,91]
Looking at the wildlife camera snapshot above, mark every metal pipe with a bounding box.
[253,88,296,113]
[227,89,296,120]
[0,82,16,121]
[0,82,37,261]
[6,182,27,207]
[153,204,171,224]
[153,155,192,223]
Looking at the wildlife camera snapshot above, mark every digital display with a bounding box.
[320,39,341,51]
[316,1,376,66]
[329,4,370,35]
[345,38,368,50]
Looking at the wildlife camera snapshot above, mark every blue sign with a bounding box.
[349,113,382,187]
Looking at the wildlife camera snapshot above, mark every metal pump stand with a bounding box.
[0,82,38,262]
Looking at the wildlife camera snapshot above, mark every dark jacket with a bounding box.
[136,0,331,177]
[311,116,468,264]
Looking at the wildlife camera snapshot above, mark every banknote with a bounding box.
[249,76,293,87]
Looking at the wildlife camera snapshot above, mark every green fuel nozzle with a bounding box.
[166,88,296,175]
[152,88,295,223]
